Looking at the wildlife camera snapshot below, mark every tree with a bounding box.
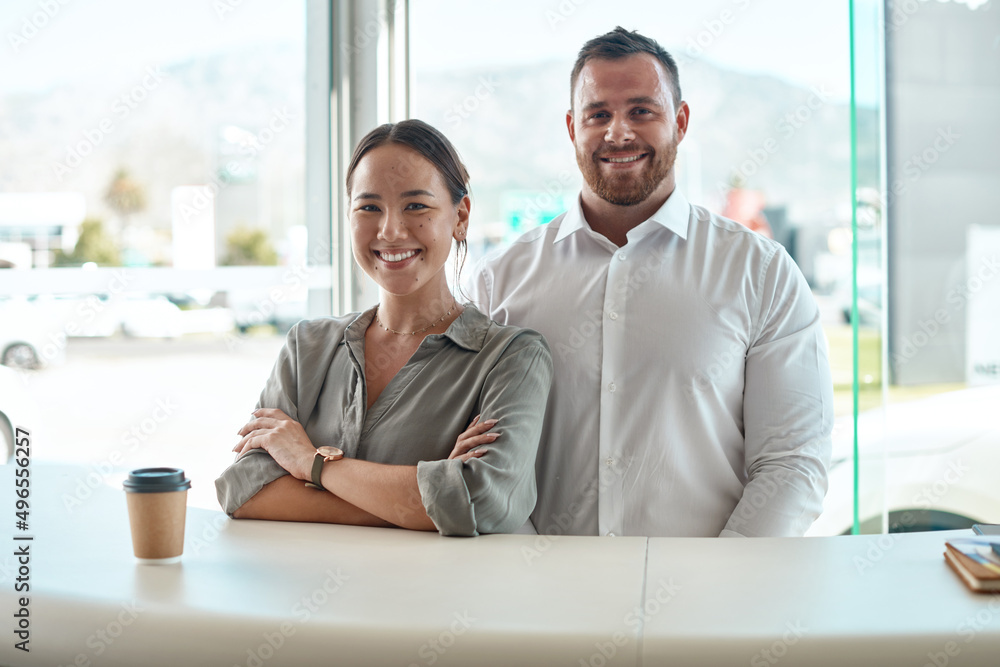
[53,218,121,267]
[222,225,278,266]
[104,168,147,220]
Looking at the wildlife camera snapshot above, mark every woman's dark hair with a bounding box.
[346,119,471,289]
[570,26,682,108]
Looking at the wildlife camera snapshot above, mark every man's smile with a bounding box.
[598,152,649,166]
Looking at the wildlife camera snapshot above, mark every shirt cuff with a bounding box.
[416,458,477,537]
[215,450,289,517]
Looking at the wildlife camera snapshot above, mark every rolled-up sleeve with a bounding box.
[214,325,303,517]
[215,450,289,517]
[416,331,553,536]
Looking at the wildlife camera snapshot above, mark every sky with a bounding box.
[0,0,854,97]
[0,0,989,102]
[0,0,305,94]
[412,0,854,99]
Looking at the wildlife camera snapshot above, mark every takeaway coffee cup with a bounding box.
[123,468,192,565]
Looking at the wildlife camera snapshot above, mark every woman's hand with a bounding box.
[234,408,315,480]
[448,414,499,461]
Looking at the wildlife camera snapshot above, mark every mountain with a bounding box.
[0,43,877,259]
[0,41,305,252]
[416,58,879,227]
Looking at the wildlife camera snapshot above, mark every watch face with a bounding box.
[316,446,344,461]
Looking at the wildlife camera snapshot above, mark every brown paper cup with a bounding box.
[125,490,188,563]
[123,468,192,565]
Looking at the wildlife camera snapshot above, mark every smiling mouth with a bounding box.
[375,249,420,263]
[600,153,648,164]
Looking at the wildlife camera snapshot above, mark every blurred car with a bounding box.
[0,365,39,462]
[0,293,118,368]
[0,297,59,369]
[4,292,237,348]
[27,294,120,337]
[119,295,184,338]
[175,306,237,336]
[118,295,237,338]
[227,287,307,334]
[808,385,1000,535]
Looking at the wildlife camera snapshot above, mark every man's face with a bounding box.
[567,54,688,207]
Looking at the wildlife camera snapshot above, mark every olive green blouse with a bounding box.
[214,305,553,537]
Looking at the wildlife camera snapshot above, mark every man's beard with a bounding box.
[577,140,677,207]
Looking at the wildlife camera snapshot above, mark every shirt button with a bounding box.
[605,457,615,467]
[617,253,626,261]
[607,532,616,537]
[608,311,618,320]
[608,382,617,393]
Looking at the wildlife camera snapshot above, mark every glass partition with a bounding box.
[846,0,889,535]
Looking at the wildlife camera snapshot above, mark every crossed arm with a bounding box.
[229,409,498,531]
[232,475,394,527]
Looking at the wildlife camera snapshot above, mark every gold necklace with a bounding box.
[374,300,457,336]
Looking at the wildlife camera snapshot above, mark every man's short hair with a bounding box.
[570,26,682,109]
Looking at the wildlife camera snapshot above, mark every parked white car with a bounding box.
[808,385,1000,535]
[2,292,237,347]
[119,294,236,338]
[119,295,184,338]
[0,297,62,369]
[27,294,120,337]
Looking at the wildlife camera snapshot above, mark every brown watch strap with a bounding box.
[307,451,327,490]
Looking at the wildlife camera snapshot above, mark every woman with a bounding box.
[214,120,553,536]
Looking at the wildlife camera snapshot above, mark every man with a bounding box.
[470,27,833,537]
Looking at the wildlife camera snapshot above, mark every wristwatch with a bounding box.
[305,446,344,491]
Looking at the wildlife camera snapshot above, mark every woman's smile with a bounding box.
[374,248,422,267]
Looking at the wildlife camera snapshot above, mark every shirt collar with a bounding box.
[344,303,489,353]
[552,194,590,243]
[439,304,490,352]
[553,189,691,244]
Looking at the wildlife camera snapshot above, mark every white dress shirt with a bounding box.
[470,189,833,537]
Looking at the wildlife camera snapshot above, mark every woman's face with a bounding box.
[349,143,469,298]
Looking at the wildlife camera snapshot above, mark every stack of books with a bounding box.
[944,537,1000,593]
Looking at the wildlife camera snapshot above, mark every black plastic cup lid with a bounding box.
[123,468,192,493]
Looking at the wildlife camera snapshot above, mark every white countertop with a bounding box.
[642,532,1000,666]
[1,465,997,667]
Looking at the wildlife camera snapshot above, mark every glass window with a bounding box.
[0,0,310,509]
[5,0,994,533]
[871,0,1000,533]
